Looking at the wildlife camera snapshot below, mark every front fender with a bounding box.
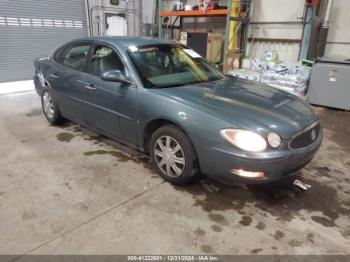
[135,89,230,153]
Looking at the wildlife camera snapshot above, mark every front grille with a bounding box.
[289,122,320,149]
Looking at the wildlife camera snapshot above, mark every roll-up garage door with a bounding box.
[0,0,88,83]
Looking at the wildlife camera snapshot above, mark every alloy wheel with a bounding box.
[43,92,54,119]
[154,135,186,177]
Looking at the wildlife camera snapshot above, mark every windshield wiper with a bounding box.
[154,78,222,88]
[155,83,189,88]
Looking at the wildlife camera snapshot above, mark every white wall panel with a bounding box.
[325,0,350,58]
[325,44,350,58]
[247,42,301,64]
[247,0,305,63]
[250,0,305,22]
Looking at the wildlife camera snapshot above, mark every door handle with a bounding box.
[49,73,59,79]
[84,84,96,91]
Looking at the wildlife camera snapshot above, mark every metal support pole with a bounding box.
[299,5,314,60]
[317,0,333,57]
[323,0,333,28]
[158,0,163,38]
[223,0,233,60]
[85,0,92,36]
[241,0,251,59]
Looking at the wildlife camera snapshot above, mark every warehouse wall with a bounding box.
[246,0,305,64]
[87,0,141,36]
[324,0,350,58]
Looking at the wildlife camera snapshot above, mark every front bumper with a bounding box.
[196,129,323,185]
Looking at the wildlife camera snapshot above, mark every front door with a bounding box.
[83,44,137,142]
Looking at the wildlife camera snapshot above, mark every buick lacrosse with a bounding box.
[34,37,322,185]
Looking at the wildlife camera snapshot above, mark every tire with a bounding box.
[41,90,63,125]
[150,124,198,185]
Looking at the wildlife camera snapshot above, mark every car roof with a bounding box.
[71,36,176,49]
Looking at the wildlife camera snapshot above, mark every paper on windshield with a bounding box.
[183,49,202,58]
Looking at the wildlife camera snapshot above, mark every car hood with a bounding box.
[153,78,318,138]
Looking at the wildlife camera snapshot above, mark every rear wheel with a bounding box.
[41,90,63,125]
[150,125,198,185]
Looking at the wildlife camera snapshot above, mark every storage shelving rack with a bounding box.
[157,0,251,70]
[159,9,228,17]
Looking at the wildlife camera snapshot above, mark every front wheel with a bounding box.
[150,125,198,185]
[41,90,63,125]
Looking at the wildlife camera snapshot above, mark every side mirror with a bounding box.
[101,70,133,85]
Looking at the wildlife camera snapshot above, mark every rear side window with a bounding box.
[55,44,90,71]
[53,45,67,64]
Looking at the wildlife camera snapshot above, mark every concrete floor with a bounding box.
[0,90,349,255]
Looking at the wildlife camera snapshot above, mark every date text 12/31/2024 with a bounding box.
[127,255,220,261]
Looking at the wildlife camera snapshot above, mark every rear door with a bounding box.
[48,42,92,122]
[83,43,138,142]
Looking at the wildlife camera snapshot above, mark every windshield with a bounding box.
[127,44,225,88]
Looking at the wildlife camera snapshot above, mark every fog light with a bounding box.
[267,132,281,148]
[231,169,264,178]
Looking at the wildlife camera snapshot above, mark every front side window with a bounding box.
[61,44,90,71]
[127,44,224,88]
[88,45,124,76]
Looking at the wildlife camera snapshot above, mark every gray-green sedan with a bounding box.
[34,37,322,185]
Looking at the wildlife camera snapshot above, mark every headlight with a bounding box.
[220,129,267,152]
[267,132,281,148]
